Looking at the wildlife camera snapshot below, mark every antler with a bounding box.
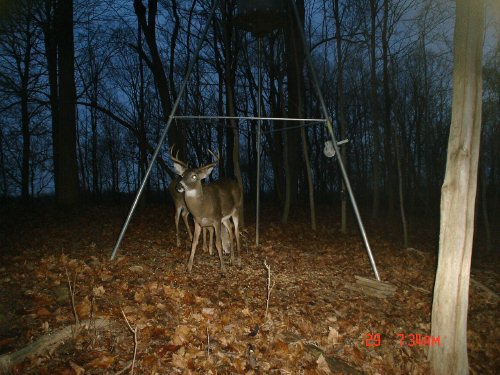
[169,145,188,168]
[207,149,220,166]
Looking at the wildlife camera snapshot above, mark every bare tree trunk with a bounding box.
[394,127,408,248]
[21,73,31,201]
[301,126,316,230]
[168,0,180,101]
[369,0,381,220]
[89,58,99,200]
[282,0,305,224]
[221,0,244,225]
[267,39,286,204]
[382,0,394,215]
[333,0,347,233]
[137,17,149,204]
[41,0,60,201]
[212,18,226,176]
[133,0,184,157]
[0,129,7,197]
[55,0,79,206]
[429,0,485,373]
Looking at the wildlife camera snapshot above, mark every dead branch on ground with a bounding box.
[264,260,275,321]
[120,308,138,375]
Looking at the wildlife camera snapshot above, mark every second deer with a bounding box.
[168,177,193,247]
[171,151,242,273]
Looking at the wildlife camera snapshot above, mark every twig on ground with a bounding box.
[207,326,210,359]
[120,308,138,375]
[264,259,275,321]
[64,266,80,326]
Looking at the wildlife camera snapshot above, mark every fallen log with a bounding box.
[0,318,118,373]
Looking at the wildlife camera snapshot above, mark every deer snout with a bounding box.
[175,181,185,193]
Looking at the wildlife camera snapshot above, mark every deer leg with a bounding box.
[208,227,214,256]
[222,220,234,264]
[214,222,226,274]
[187,223,202,273]
[181,209,193,241]
[232,214,241,267]
[175,207,182,247]
[226,221,233,255]
[202,228,208,252]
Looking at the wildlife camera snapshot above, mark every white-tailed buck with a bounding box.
[168,148,230,254]
[171,150,242,273]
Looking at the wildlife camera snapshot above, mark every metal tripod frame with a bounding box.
[110,0,381,282]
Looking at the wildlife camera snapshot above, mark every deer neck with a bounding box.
[184,185,218,226]
[184,184,206,214]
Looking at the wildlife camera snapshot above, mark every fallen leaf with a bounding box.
[171,352,188,368]
[317,354,332,374]
[183,292,195,305]
[92,286,105,297]
[36,307,51,317]
[87,355,115,369]
[128,265,144,273]
[69,361,85,375]
[202,307,215,318]
[75,296,91,318]
[241,307,251,316]
[327,327,339,346]
[172,325,190,345]
[147,281,158,293]
[191,313,203,322]
[156,344,181,357]
[141,354,157,367]
[134,290,145,302]
[273,339,289,356]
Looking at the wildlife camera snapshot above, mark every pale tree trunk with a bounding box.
[429,0,485,373]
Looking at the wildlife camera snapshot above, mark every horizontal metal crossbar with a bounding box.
[171,115,327,122]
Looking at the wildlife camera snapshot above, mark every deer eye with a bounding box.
[191,175,197,181]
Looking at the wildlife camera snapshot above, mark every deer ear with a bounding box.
[172,161,187,176]
[197,165,214,180]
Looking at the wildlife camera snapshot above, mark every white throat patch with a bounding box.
[185,189,198,198]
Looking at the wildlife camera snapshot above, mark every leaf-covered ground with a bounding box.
[0,203,498,374]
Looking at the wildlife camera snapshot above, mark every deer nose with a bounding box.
[175,182,185,193]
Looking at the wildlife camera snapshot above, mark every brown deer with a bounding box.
[171,151,242,273]
[168,177,193,247]
[168,148,230,254]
